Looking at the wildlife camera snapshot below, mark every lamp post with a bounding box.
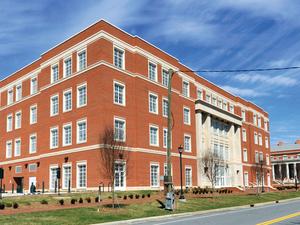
[260,160,265,193]
[178,145,185,200]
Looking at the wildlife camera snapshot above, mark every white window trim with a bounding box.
[14,138,21,157]
[184,133,192,152]
[162,68,169,87]
[76,82,87,108]
[63,88,73,112]
[28,163,37,172]
[30,104,37,125]
[148,61,158,82]
[114,116,126,142]
[62,163,72,189]
[162,97,168,118]
[76,161,87,189]
[29,133,37,154]
[77,48,87,71]
[185,165,192,187]
[7,88,13,105]
[243,148,248,162]
[51,63,59,84]
[77,118,87,144]
[150,162,160,188]
[163,127,172,149]
[30,76,38,95]
[6,140,12,158]
[15,84,22,101]
[50,94,59,116]
[244,172,249,187]
[113,45,125,70]
[113,80,126,106]
[49,164,59,191]
[6,113,13,132]
[63,122,72,146]
[63,56,72,78]
[183,106,191,125]
[149,124,159,147]
[242,129,247,142]
[50,126,59,149]
[149,92,158,115]
[15,110,22,129]
[182,80,190,98]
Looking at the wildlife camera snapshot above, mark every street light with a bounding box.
[178,145,185,200]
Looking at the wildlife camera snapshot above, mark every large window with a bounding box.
[7,89,13,105]
[114,118,125,142]
[15,111,22,129]
[16,84,22,101]
[244,172,249,187]
[258,134,262,146]
[184,134,191,152]
[51,94,59,116]
[77,50,86,71]
[7,114,13,132]
[77,83,87,107]
[63,165,72,189]
[115,162,126,190]
[6,140,12,158]
[30,77,38,95]
[182,81,189,97]
[63,123,72,146]
[197,89,202,100]
[150,164,159,187]
[162,99,168,117]
[149,125,159,146]
[255,151,259,163]
[254,132,258,145]
[114,47,124,69]
[242,129,247,142]
[14,138,21,157]
[149,93,158,114]
[148,62,157,81]
[77,163,87,188]
[265,137,269,149]
[77,119,87,143]
[30,105,37,124]
[185,167,192,187]
[162,69,169,87]
[50,167,58,190]
[50,127,59,149]
[242,110,246,122]
[29,134,37,154]
[243,149,248,162]
[64,57,72,77]
[114,81,125,106]
[63,89,72,112]
[183,107,191,125]
[51,64,59,83]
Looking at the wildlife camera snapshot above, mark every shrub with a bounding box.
[85,197,91,203]
[41,199,48,205]
[13,202,19,209]
[0,203,5,210]
[142,194,145,198]
[129,194,134,199]
[5,202,12,208]
[95,196,99,203]
[147,193,151,198]
[71,198,77,204]
[135,194,140,199]
[79,198,83,203]
[123,195,127,200]
[58,199,64,205]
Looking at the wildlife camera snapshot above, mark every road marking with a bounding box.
[257,211,300,225]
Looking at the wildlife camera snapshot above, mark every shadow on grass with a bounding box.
[156,199,165,209]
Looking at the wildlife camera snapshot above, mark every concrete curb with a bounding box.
[92,197,300,225]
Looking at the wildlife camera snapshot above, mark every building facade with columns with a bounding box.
[271,141,300,185]
[0,20,270,193]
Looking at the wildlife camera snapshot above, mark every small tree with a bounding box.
[255,159,266,195]
[202,151,223,191]
[100,126,130,208]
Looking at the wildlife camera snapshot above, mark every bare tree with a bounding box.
[201,151,223,190]
[100,126,130,208]
[255,159,266,195]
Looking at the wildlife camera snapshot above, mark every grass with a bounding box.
[1,191,300,225]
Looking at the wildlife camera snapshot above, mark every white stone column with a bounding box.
[195,112,203,187]
[294,163,297,180]
[272,164,275,181]
[286,163,289,180]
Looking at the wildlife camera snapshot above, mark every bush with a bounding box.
[85,197,91,203]
[135,194,140,199]
[129,194,134,199]
[41,199,48,205]
[147,193,151,198]
[79,198,83,203]
[58,199,64,205]
[108,196,112,199]
[71,198,77,204]
[5,202,12,208]
[123,195,127,200]
[0,203,5,210]
[13,202,19,209]
[95,196,99,203]
[142,194,145,198]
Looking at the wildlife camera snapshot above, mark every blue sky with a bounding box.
[0,0,299,146]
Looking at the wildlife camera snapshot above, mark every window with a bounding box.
[50,94,59,116]
[63,89,72,112]
[50,167,58,190]
[264,121,268,131]
[242,129,247,142]
[184,134,191,152]
[114,118,125,142]
[229,105,234,113]
[255,151,259,163]
[77,50,86,71]
[206,94,211,103]
[253,114,257,125]
[6,140,12,158]
[16,84,22,101]
[244,172,249,187]
[63,165,72,189]
[30,105,37,124]
[197,89,202,100]
[222,102,227,110]
[64,57,72,77]
[185,167,192,187]
[148,62,157,81]
[150,164,159,187]
[114,81,125,106]
[183,107,191,125]
[163,128,172,148]
[14,138,21,157]
[51,64,59,83]
[77,83,87,107]
[149,125,159,146]
[212,97,216,105]
[50,127,59,149]
[114,47,124,69]
[29,134,37,154]
[258,117,261,128]
[115,162,126,189]
[28,164,37,172]
[182,81,190,97]
[7,114,13,132]
[162,98,168,117]
[259,152,263,161]
[7,89,13,105]
[243,149,248,162]
[63,123,72,146]
[162,69,169,87]
[258,134,262,146]
[265,137,269,148]
[31,77,38,95]
[15,166,22,174]
[242,110,246,122]
[77,119,87,143]
[15,111,22,129]
[254,132,258,145]
[164,163,173,176]
[77,162,87,188]
[149,93,158,114]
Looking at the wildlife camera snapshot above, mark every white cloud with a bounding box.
[220,85,268,97]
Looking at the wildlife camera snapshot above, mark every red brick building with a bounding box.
[0,20,271,193]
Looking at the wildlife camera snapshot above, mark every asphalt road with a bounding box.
[131,199,300,225]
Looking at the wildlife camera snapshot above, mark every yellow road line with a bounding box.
[257,211,300,225]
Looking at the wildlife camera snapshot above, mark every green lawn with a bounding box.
[1,191,300,225]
